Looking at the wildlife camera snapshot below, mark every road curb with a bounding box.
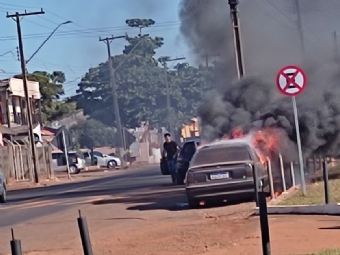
[253,203,340,215]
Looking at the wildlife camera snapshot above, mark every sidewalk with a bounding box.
[6,163,158,191]
[215,215,340,255]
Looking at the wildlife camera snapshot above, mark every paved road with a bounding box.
[0,165,184,227]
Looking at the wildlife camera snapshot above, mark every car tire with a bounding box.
[0,187,6,203]
[107,160,117,169]
[187,196,199,209]
[69,165,80,175]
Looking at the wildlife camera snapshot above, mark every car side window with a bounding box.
[52,154,59,160]
[93,151,103,157]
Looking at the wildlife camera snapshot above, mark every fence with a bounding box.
[1,141,53,182]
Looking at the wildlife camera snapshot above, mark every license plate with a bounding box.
[210,172,229,180]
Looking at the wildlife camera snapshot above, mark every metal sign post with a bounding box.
[276,65,307,195]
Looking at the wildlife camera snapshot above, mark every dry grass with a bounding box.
[278,179,340,205]
[300,249,340,255]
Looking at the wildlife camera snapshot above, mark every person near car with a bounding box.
[162,133,179,184]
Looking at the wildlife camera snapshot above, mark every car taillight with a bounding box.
[186,171,194,185]
[246,164,253,178]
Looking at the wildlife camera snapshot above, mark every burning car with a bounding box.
[185,139,269,208]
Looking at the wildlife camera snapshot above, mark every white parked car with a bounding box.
[83,150,121,169]
[51,151,86,174]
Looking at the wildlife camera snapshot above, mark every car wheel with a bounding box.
[107,160,117,169]
[0,187,6,203]
[187,196,199,209]
[69,165,80,175]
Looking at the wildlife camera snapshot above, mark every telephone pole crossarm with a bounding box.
[6,9,45,184]
[6,9,45,18]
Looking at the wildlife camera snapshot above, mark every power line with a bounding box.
[0,21,180,41]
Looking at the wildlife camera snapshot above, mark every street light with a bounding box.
[26,21,72,64]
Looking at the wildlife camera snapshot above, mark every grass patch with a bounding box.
[299,249,340,255]
[278,179,340,205]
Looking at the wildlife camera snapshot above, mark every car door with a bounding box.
[93,151,106,166]
[83,151,92,165]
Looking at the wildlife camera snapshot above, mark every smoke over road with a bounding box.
[179,0,340,159]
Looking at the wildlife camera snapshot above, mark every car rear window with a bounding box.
[191,145,252,167]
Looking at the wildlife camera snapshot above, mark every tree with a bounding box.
[70,119,116,165]
[15,71,76,122]
[70,119,116,149]
[74,18,213,130]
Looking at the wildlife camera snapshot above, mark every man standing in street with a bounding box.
[162,133,179,184]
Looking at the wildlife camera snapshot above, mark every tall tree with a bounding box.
[15,71,76,122]
[70,119,116,149]
[74,19,213,130]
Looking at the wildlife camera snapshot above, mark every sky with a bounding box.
[0,0,189,98]
[1,0,340,100]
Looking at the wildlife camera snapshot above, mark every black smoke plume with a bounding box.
[179,0,340,159]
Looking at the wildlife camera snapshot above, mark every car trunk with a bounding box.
[192,161,253,184]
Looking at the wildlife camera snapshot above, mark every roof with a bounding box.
[200,138,251,150]
[41,128,55,136]
[10,123,40,134]
[0,125,17,135]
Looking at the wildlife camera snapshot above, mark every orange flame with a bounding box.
[230,126,246,139]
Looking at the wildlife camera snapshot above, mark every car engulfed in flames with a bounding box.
[186,126,285,204]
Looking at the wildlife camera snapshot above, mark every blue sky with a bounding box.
[0,0,190,98]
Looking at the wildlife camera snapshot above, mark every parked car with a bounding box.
[0,171,6,203]
[175,139,201,184]
[83,150,121,169]
[51,151,85,174]
[185,140,269,208]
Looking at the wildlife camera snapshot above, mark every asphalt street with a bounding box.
[0,165,184,227]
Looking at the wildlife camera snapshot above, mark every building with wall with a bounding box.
[0,78,42,145]
[0,78,41,127]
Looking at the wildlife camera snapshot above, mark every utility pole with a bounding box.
[333,31,338,61]
[294,0,305,59]
[160,57,185,139]
[201,52,220,67]
[99,35,127,166]
[228,0,245,79]
[7,9,45,184]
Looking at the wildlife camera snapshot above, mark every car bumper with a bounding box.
[186,179,266,201]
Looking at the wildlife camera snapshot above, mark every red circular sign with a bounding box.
[276,65,307,97]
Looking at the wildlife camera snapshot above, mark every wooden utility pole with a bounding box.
[228,0,245,79]
[333,31,339,61]
[7,9,45,184]
[294,0,305,59]
[160,57,186,139]
[99,35,127,166]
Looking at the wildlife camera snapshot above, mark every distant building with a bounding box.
[0,77,42,145]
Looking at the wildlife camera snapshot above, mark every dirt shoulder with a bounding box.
[2,196,340,255]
